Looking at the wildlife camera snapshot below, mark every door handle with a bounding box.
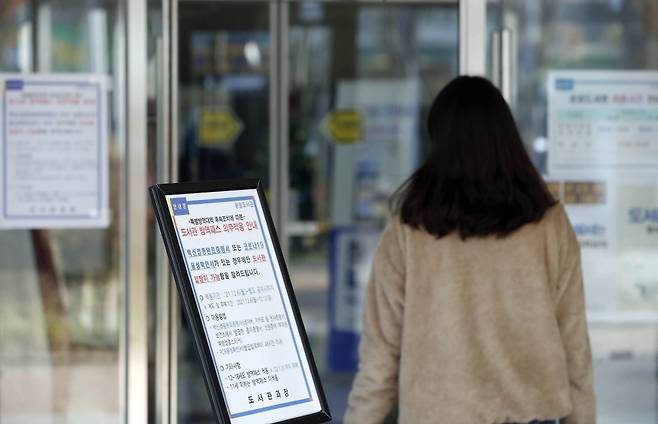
[491,28,514,109]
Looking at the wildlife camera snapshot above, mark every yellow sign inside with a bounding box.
[327,110,363,144]
[199,109,243,146]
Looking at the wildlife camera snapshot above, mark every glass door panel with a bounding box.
[0,1,124,423]
[171,2,459,422]
[175,3,271,422]
[488,1,658,422]
[177,2,270,185]
[287,2,459,420]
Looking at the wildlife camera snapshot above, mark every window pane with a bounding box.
[177,3,270,186]
[0,1,123,422]
[287,3,459,420]
[176,3,271,422]
[488,1,658,422]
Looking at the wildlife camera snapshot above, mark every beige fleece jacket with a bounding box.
[344,204,595,424]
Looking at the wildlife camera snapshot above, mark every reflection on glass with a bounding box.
[178,3,270,185]
[287,3,459,420]
[488,1,658,422]
[176,3,270,423]
[0,1,122,423]
[0,2,31,73]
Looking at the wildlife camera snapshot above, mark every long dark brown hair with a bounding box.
[394,76,556,239]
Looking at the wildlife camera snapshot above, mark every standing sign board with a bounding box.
[0,74,109,229]
[150,179,330,424]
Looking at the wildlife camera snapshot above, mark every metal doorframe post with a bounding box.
[459,0,486,75]
[125,0,149,422]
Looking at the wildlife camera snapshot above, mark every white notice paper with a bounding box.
[166,190,321,424]
[548,70,658,173]
[0,74,109,229]
[548,71,658,320]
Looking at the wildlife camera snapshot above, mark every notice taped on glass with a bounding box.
[150,180,330,424]
[547,71,658,321]
[547,70,658,173]
[0,74,109,229]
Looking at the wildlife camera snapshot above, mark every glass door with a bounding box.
[488,1,658,422]
[166,1,460,423]
[0,1,127,423]
[286,2,459,420]
[174,2,272,423]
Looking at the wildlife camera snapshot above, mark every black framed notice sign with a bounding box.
[149,179,331,424]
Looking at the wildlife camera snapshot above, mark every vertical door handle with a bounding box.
[491,28,514,108]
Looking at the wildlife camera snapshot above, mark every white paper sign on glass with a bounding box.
[154,183,329,424]
[0,74,109,229]
[547,70,658,173]
[547,71,658,321]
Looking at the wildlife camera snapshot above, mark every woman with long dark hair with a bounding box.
[344,76,595,424]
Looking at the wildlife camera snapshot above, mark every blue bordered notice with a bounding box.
[0,74,109,229]
[547,70,658,173]
[166,189,321,424]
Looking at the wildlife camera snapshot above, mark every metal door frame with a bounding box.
[154,1,485,422]
[125,0,149,423]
